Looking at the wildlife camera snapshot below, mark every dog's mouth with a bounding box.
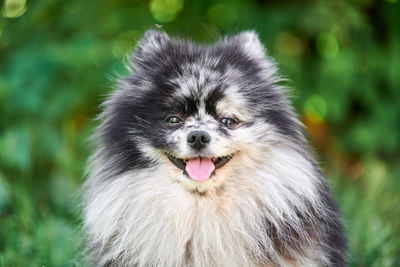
[166,153,234,182]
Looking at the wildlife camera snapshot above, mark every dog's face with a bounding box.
[154,73,255,190]
[99,31,300,192]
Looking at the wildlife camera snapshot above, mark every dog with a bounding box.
[82,30,347,266]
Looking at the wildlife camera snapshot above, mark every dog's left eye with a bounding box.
[220,117,237,128]
[166,116,182,124]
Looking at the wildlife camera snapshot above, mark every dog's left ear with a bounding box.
[134,30,171,58]
[231,31,266,60]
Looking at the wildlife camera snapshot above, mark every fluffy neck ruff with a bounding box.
[83,143,330,266]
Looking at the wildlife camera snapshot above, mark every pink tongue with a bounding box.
[185,157,215,182]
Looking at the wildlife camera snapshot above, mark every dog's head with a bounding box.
[97,31,302,192]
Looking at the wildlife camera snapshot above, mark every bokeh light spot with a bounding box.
[274,32,306,58]
[304,94,327,122]
[150,0,184,23]
[316,32,339,59]
[3,0,27,18]
[207,4,237,29]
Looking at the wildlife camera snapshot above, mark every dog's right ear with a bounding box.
[134,30,171,58]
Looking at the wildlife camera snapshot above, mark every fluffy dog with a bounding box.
[83,30,346,266]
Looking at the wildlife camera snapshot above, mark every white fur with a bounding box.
[83,128,329,266]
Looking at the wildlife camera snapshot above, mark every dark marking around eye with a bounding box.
[205,86,225,117]
[172,95,199,117]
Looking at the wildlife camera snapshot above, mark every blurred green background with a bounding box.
[1,0,400,266]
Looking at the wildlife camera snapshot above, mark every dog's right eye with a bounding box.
[166,116,182,124]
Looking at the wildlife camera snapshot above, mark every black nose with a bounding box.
[187,131,211,150]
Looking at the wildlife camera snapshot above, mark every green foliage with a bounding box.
[0,0,399,265]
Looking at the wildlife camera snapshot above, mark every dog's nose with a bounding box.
[187,131,210,150]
